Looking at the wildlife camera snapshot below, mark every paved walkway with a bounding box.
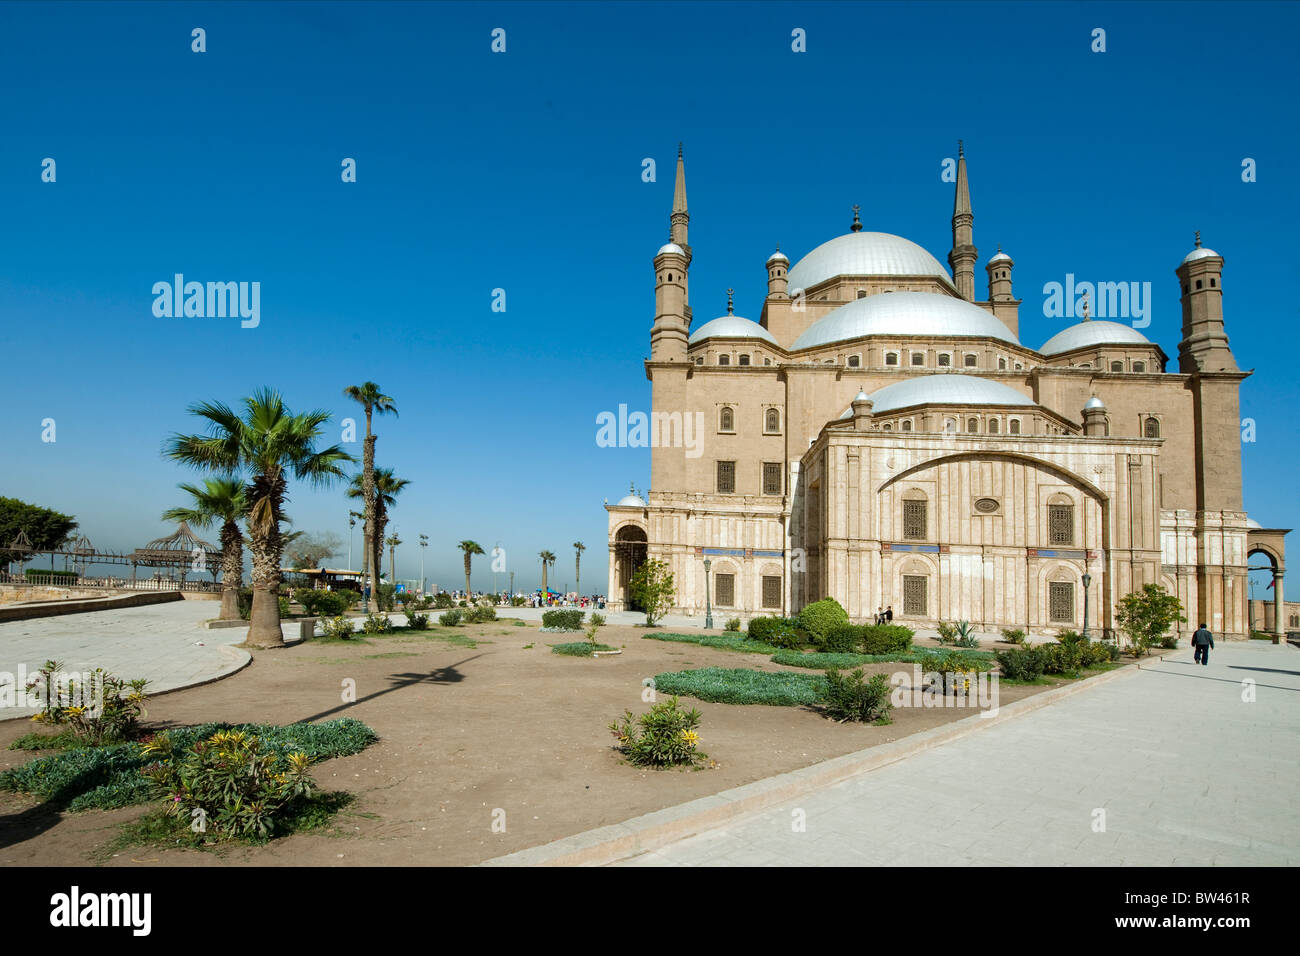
[617,640,1300,866]
[0,602,251,720]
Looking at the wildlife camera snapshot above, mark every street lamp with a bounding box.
[703,557,714,630]
[349,516,356,571]
[419,534,428,595]
[1081,571,1093,640]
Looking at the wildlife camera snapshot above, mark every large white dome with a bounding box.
[688,315,778,346]
[1040,320,1150,355]
[786,232,954,292]
[839,374,1036,417]
[792,291,1020,351]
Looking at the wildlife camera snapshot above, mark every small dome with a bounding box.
[787,232,954,292]
[853,390,871,402]
[1246,518,1263,530]
[767,249,789,265]
[988,250,1013,264]
[657,242,686,257]
[688,315,779,346]
[1040,320,1151,355]
[615,493,646,507]
[1182,245,1220,264]
[792,291,1020,350]
[1084,396,1106,410]
[839,374,1035,418]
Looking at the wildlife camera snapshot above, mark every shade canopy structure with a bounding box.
[130,521,220,572]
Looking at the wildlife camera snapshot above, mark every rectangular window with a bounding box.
[715,573,735,608]
[903,575,927,616]
[1049,582,1074,623]
[762,462,782,495]
[716,460,736,494]
[903,500,927,540]
[937,353,951,367]
[762,575,782,609]
[1048,505,1074,545]
[911,352,925,366]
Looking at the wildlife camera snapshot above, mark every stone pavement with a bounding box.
[0,601,252,720]
[616,640,1300,866]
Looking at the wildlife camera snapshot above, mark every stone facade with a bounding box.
[606,147,1285,640]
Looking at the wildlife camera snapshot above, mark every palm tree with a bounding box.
[386,532,402,583]
[539,550,556,604]
[162,478,247,621]
[573,541,586,604]
[458,540,484,599]
[165,388,353,648]
[346,468,409,600]
[343,382,397,611]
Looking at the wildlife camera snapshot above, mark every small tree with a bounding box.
[629,558,675,627]
[1114,583,1186,657]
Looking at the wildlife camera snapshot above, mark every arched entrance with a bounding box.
[614,525,648,611]
[1247,543,1285,641]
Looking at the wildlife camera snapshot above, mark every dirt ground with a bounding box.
[0,623,1124,866]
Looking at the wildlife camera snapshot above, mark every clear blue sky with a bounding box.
[1,1,1296,594]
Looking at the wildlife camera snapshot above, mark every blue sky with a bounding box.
[1,1,1296,594]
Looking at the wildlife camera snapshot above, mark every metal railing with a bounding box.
[0,572,219,592]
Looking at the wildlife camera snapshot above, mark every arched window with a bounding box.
[1110,361,1123,372]
[738,354,750,366]
[1210,278,1217,287]
[765,408,780,433]
[1047,495,1075,546]
[1144,417,1160,438]
[695,356,703,365]
[1132,361,1145,373]
[847,354,860,368]
[998,357,1007,370]
[1014,363,1023,370]
[1009,419,1021,435]
[856,289,868,299]
[883,423,892,431]
[1196,279,1203,290]
[944,418,956,433]
[719,407,734,431]
[989,418,999,434]
[718,354,730,366]
[967,418,979,433]
[885,352,899,366]
[901,420,912,432]
[911,352,925,366]
[937,353,951,367]
[964,354,977,368]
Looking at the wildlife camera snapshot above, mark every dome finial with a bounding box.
[958,139,964,158]
[996,242,1002,253]
[726,288,734,315]
[1081,291,1091,321]
[850,204,863,233]
[1194,230,1202,248]
[677,141,683,160]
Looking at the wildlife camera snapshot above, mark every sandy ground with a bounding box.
[0,623,1116,866]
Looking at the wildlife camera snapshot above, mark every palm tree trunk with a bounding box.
[464,554,471,601]
[246,489,286,648]
[541,563,548,603]
[219,519,243,621]
[362,417,377,613]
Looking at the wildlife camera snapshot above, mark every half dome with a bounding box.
[1040,320,1150,355]
[688,315,778,346]
[840,374,1036,418]
[615,493,646,507]
[791,291,1020,351]
[786,232,954,292]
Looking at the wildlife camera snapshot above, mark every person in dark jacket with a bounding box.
[1191,623,1214,665]
[886,606,894,622]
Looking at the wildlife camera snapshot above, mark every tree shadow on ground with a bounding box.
[293,654,483,724]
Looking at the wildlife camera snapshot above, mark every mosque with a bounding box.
[605,145,1288,640]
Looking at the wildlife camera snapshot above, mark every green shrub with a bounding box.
[237,587,254,620]
[995,646,1045,681]
[724,617,741,632]
[463,604,497,623]
[797,598,849,645]
[542,609,585,631]
[25,661,150,747]
[24,568,78,581]
[458,600,467,607]
[320,616,355,639]
[296,589,350,618]
[819,625,861,653]
[1000,627,1027,645]
[376,583,396,611]
[643,632,780,654]
[433,592,454,609]
[510,596,526,607]
[821,669,893,724]
[609,697,707,768]
[919,650,994,676]
[407,612,430,630]
[551,641,615,657]
[860,624,914,654]
[747,616,806,649]
[278,596,291,618]
[590,612,606,626]
[772,648,990,669]
[361,612,393,634]
[1158,634,1179,649]
[439,609,463,627]
[936,621,958,644]
[652,667,826,707]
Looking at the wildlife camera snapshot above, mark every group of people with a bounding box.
[874,605,894,625]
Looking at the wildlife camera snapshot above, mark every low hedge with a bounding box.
[652,667,827,707]
[770,648,992,669]
[551,642,615,657]
[643,632,781,654]
[995,639,1119,680]
[541,609,585,631]
[818,623,915,654]
[24,568,78,581]
[746,616,807,649]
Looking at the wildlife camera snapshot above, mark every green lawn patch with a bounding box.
[0,718,378,811]
[551,642,616,657]
[771,648,993,669]
[652,667,827,706]
[644,632,781,655]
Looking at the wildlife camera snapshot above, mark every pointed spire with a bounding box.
[953,146,971,220]
[670,143,689,253]
[850,204,863,233]
[1081,291,1091,321]
[949,140,976,301]
[726,288,734,315]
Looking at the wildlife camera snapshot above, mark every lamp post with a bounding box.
[349,516,356,571]
[1081,571,1093,640]
[419,534,428,595]
[703,557,714,630]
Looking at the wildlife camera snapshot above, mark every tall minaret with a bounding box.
[651,144,691,362]
[948,141,977,301]
[1176,232,1237,373]
[670,142,690,263]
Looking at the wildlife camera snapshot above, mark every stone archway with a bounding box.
[1246,543,1285,641]
[614,525,648,611]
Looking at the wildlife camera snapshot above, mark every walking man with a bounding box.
[1191,622,1214,665]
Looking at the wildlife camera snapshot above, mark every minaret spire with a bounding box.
[948,140,977,301]
[850,204,863,233]
[670,143,690,259]
[726,288,734,315]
